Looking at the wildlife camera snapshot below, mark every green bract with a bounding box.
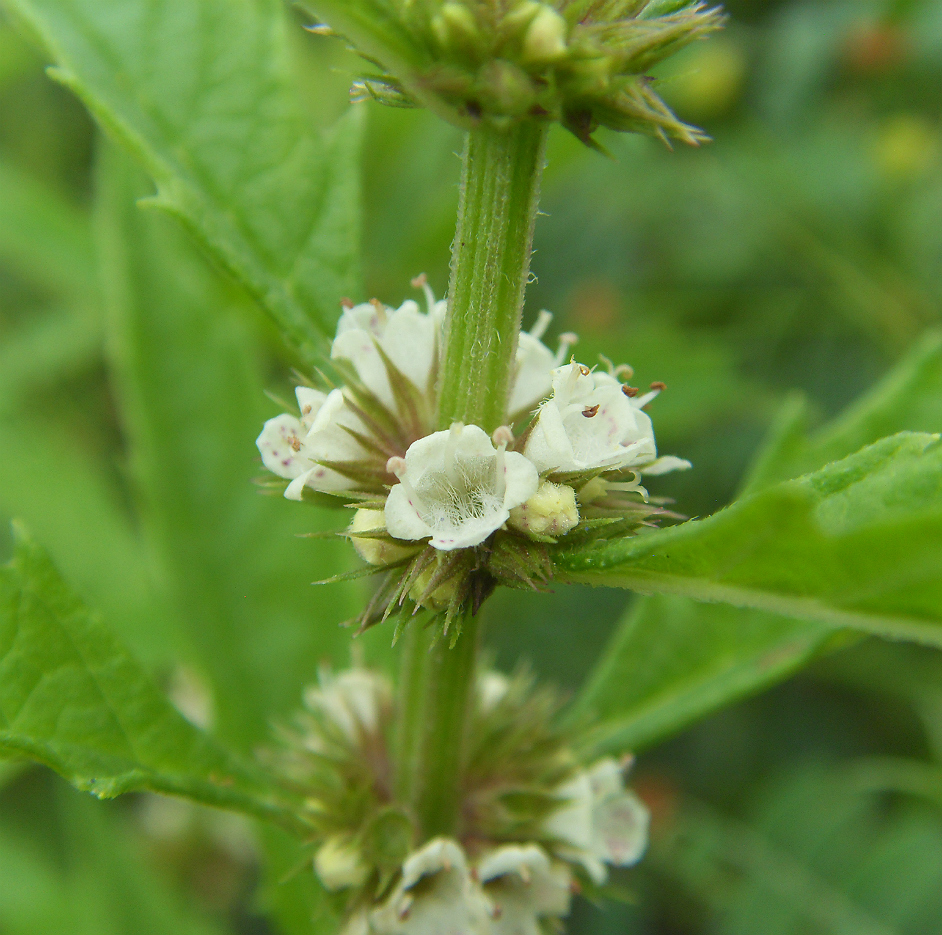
[298,0,723,145]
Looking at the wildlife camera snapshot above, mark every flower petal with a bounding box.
[640,455,693,475]
[257,414,310,479]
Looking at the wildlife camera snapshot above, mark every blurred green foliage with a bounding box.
[1,0,942,933]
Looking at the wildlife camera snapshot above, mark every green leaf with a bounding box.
[654,766,942,935]
[741,330,942,496]
[567,336,942,755]
[0,305,102,410]
[566,595,835,755]
[5,0,363,361]
[0,156,97,297]
[0,782,230,935]
[95,142,383,751]
[559,432,942,645]
[0,416,170,667]
[0,527,304,833]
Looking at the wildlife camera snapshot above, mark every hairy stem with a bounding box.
[403,615,481,838]
[399,121,547,841]
[438,120,548,432]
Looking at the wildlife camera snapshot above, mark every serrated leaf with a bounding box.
[568,336,942,755]
[94,143,374,750]
[5,0,363,362]
[0,528,305,833]
[567,595,835,755]
[558,432,942,645]
[741,330,942,496]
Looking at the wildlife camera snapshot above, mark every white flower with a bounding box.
[370,838,492,935]
[332,298,440,411]
[523,363,659,476]
[477,671,511,714]
[303,668,392,745]
[543,758,649,884]
[508,311,577,417]
[384,424,539,551]
[585,759,649,869]
[256,387,369,498]
[477,844,572,935]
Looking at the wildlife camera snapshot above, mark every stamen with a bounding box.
[582,404,600,418]
[444,423,464,488]
[369,297,388,327]
[555,332,578,365]
[492,425,514,447]
[622,385,639,397]
[634,388,661,408]
[650,381,666,391]
[565,361,583,396]
[528,309,553,341]
[494,437,507,500]
[387,456,428,513]
[340,297,354,309]
[411,272,436,314]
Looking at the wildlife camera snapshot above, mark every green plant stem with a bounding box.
[398,120,547,841]
[438,120,548,432]
[397,614,481,839]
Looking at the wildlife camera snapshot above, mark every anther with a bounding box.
[411,272,436,314]
[287,433,302,452]
[582,404,600,418]
[339,297,354,309]
[386,456,407,478]
[650,381,666,391]
[579,364,590,376]
[492,425,514,448]
[622,385,639,397]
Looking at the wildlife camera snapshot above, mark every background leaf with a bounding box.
[568,332,942,756]
[5,0,363,362]
[566,596,837,756]
[652,765,942,935]
[0,528,303,831]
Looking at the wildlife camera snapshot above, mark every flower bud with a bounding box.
[520,4,568,64]
[479,58,536,115]
[431,2,483,59]
[314,835,369,891]
[509,480,579,539]
[409,562,460,611]
[349,509,418,567]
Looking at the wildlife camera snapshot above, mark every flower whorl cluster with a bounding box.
[275,666,649,935]
[257,278,689,636]
[300,0,724,147]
